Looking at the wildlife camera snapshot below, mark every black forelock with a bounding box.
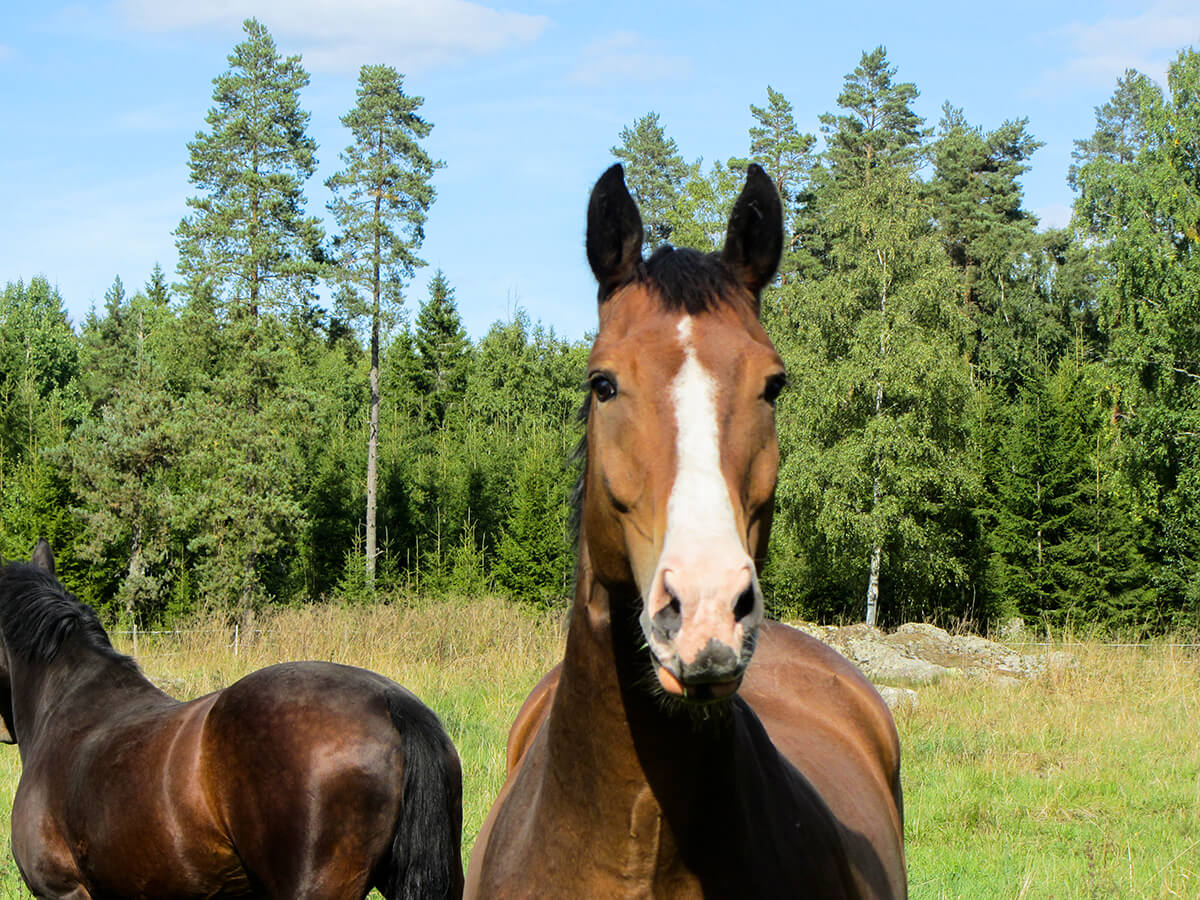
[598,245,743,313]
[640,245,740,314]
[0,563,137,670]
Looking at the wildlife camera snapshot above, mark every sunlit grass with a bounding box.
[0,604,1197,897]
[902,638,1200,899]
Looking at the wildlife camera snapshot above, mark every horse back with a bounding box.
[197,663,409,882]
[200,660,464,899]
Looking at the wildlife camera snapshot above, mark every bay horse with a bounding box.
[0,540,464,900]
[464,165,907,897]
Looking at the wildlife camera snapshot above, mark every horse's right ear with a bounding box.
[586,164,644,300]
[31,538,55,576]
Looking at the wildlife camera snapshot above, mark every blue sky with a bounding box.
[2,1,1199,341]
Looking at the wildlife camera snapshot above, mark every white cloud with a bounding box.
[568,31,691,85]
[1049,1,1200,88]
[113,0,549,72]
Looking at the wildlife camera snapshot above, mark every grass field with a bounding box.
[0,598,1197,898]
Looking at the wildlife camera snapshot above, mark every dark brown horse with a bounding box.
[0,540,464,900]
[465,165,907,898]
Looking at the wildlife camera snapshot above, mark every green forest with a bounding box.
[3,20,1198,633]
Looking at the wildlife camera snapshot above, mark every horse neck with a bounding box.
[8,634,163,752]
[546,540,743,831]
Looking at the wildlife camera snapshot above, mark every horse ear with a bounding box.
[586,164,644,300]
[31,538,55,576]
[721,163,783,308]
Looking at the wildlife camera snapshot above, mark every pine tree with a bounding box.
[818,46,927,186]
[175,18,324,318]
[1069,68,1154,191]
[66,370,179,622]
[326,63,441,590]
[742,86,817,282]
[65,274,181,619]
[927,105,1051,386]
[929,105,1042,307]
[611,112,688,251]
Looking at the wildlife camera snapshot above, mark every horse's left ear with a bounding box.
[722,164,783,308]
[586,164,644,301]
[31,538,55,576]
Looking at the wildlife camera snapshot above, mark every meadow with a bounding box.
[0,598,1196,898]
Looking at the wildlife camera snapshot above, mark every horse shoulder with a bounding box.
[742,620,906,897]
[745,622,900,780]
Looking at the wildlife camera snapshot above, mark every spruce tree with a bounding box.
[175,18,324,317]
[493,435,573,606]
[326,63,440,590]
[413,270,470,427]
[0,277,83,566]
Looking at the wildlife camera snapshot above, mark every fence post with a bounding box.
[132,622,138,657]
[234,623,239,657]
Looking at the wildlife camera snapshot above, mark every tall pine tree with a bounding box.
[175,18,324,317]
[326,63,440,590]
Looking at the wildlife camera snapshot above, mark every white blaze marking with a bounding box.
[665,318,740,552]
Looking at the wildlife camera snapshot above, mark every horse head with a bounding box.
[581,163,784,702]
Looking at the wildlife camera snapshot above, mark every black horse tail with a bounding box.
[381,693,464,900]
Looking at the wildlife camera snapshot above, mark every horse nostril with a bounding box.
[733,585,757,622]
[651,590,683,642]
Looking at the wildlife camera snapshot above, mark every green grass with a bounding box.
[901,640,1200,898]
[0,602,1197,897]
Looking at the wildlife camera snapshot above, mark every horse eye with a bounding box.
[590,374,618,403]
[763,373,787,406]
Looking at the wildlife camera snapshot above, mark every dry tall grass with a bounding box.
[0,604,1197,898]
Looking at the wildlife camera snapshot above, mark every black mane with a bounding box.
[0,563,137,670]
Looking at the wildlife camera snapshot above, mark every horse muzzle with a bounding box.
[641,561,763,702]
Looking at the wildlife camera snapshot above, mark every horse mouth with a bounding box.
[654,663,743,703]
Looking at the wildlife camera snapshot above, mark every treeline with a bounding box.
[2,24,1198,632]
